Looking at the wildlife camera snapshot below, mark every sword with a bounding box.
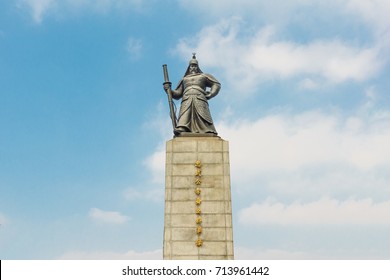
[162,64,177,131]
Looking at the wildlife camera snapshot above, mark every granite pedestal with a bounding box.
[163,136,234,260]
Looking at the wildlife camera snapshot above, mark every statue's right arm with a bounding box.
[171,80,183,100]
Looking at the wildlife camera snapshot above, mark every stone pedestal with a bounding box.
[163,137,234,260]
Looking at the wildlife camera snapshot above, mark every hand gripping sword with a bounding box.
[162,64,177,131]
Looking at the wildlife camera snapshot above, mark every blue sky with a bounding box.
[1,0,390,259]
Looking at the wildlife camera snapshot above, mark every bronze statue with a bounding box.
[163,54,221,136]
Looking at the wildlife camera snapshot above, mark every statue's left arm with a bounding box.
[204,74,221,100]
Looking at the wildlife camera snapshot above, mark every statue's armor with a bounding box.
[173,72,220,134]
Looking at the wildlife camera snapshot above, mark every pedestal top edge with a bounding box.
[166,137,228,142]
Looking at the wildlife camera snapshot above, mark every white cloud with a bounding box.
[235,246,312,260]
[218,109,390,172]
[143,146,165,184]
[89,208,129,225]
[20,0,55,23]
[255,168,390,200]
[18,0,145,23]
[0,212,7,225]
[298,78,319,90]
[346,0,390,35]
[239,197,390,226]
[59,248,162,259]
[179,0,390,38]
[178,0,327,20]
[175,20,383,94]
[123,188,143,200]
[123,103,169,204]
[345,0,390,63]
[126,37,143,60]
[215,108,390,200]
[141,102,173,185]
[124,187,163,203]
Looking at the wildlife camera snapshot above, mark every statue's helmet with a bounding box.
[183,53,203,76]
[189,53,198,65]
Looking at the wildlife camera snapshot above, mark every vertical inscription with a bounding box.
[194,160,203,247]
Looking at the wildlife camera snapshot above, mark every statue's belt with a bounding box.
[183,85,205,95]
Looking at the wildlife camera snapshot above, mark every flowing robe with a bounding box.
[172,72,221,135]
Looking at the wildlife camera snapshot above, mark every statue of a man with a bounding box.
[163,54,221,136]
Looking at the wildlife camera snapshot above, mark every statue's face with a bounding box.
[189,64,198,74]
